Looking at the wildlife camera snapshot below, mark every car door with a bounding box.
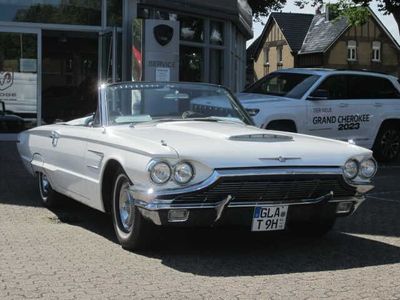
[306,74,376,146]
[338,74,379,148]
[45,124,90,200]
[306,74,351,141]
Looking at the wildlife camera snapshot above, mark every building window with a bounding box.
[179,17,226,85]
[372,41,381,62]
[264,47,269,65]
[263,47,269,75]
[277,46,283,69]
[179,16,204,43]
[210,21,224,45]
[347,40,357,61]
[137,7,229,86]
[180,46,203,82]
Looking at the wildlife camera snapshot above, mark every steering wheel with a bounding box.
[182,111,205,119]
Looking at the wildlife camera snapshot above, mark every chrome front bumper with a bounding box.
[129,167,373,226]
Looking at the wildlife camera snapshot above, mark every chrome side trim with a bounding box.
[129,167,358,202]
[134,196,365,211]
[86,150,104,170]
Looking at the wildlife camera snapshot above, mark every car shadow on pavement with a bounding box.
[1,141,400,277]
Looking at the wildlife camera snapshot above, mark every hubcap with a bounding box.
[381,129,400,160]
[118,180,135,233]
[40,173,50,198]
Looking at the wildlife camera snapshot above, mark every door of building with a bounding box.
[0,27,41,140]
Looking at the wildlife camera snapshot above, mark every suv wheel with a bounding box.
[373,125,400,162]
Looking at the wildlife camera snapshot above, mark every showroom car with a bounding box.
[18,82,376,250]
[238,69,400,162]
[0,100,25,133]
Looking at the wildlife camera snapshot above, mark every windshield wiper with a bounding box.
[131,118,183,126]
[131,117,244,127]
[187,117,244,124]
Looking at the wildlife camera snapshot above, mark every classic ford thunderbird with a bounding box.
[17,82,376,250]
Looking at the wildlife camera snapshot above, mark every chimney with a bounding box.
[315,4,322,15]
[325,4,330,21]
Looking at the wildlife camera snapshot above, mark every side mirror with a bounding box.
[308,89,329,100]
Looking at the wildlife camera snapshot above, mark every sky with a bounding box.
[247,1,400,47]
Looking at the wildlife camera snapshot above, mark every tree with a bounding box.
[297,1,399,33]
[247,0,286,21]
[248,0,400,34]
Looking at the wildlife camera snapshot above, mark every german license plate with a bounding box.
[251,205,289,231]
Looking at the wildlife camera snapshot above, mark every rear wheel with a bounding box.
[111,169,154,250]
[373,125,400,162]
[38,172,62,208]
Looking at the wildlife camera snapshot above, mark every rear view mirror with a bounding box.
[308,89,329,100]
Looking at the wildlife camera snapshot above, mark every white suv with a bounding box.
[238,68,400,162]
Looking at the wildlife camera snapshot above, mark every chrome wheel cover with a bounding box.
[118,179,135,233]
[39,173,50,199]
[381,129,400,160]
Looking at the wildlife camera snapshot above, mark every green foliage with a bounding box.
[247,0,286,21]
[13,2,101,26]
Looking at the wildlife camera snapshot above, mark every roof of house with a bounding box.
[248,8,400,60]
[272,12,315,52]
[247,12,314,60]
[299,14,349,54]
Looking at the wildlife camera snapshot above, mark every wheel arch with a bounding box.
[264,119,298,132]
[373,118,400,162]
[374,118,400,143]
[100,158,125,213]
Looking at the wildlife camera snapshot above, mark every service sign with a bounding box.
[144,20,179,82]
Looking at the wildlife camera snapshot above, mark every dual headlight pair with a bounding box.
[343,158,377,180]
[149,161,194,185]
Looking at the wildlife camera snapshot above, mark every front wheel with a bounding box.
[111,169,154,250]
[373,125,400,162]
[38,172,62,208]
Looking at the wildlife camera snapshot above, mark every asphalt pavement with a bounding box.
[0,142,399,299]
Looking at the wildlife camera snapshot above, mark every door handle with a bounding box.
[49,131,60,146]
[339,103,349,108]
[374,102,383,108]
[49,131,60,139]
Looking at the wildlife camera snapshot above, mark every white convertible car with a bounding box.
[18,82,377,250]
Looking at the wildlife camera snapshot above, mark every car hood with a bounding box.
[110,121,371,169]
[237,93,292,106]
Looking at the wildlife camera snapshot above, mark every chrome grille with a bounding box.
[172,175,356,204]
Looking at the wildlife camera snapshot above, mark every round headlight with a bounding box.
[344,159,359,179]
[174,162,194,184]
[360,159,377,178]
[149,162,171,184]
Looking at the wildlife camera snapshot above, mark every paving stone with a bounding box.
[0,141,399,299]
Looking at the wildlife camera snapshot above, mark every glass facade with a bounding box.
[0,0,248,137]
[0,31,38,133]
[0,0,102,26]
[180,46,203,82]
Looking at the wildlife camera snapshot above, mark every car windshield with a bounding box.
[245,72,320,99]
[104,82,252,125]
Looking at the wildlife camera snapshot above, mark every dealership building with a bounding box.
[0,0,252,135]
